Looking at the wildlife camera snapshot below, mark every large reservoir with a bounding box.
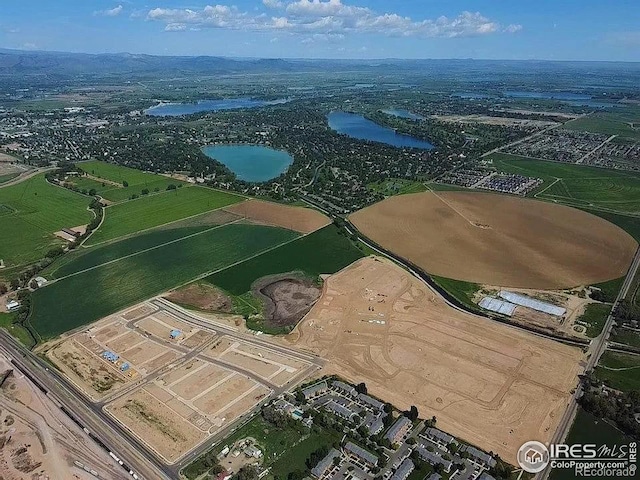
[327,111,434,150]
[146,98,288,116]
[202,145,293,182]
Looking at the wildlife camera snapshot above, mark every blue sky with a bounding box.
[1,0,638,61]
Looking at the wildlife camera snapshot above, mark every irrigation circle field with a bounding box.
[349,191,637,289]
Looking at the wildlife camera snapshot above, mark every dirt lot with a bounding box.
[224,199,330,234]
[350,191,637,289]
[285,256,584,464]
[105,388,208,463]
[164,282,233,313]
[253,274,322,328]
[0,354,129,480]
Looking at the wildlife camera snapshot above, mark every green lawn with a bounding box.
[207,225,364,296]
[0,174,93,268]
[564,112,640,141]
[29,223,298,339]
[270,431,340,479]
[0,312,35,348]
[488,153,640,213]
[580,303,612,338]
[85,185,242,245]
[594,351,640,392]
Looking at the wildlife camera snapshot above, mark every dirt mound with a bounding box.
[164,282,232,313]
[254,274,321,328]
[350,191,637,289]
[225,199,330,234]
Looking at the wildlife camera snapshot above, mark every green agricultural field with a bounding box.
[0,174,93,269]
[207,225,364,296]
[85,185,242,245]
[77,160,186,202]
[610,329,640,348]
[564,112,640,141]
[489,153,640,213]
[29,223,298,339]
[594,351,640,392]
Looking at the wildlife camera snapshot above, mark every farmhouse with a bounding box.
[5,299,20,312]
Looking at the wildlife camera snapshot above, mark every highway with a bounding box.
[0,329,174,480]
[538,245,640,480]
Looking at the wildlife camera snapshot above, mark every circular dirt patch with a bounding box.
[253,273,321,328]
[349,191,637,289]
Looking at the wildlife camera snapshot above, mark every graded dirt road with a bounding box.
[349,191,637,289]
[225,199,330,234]
[285,257,584,464]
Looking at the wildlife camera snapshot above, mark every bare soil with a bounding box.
[284,256,584,465]
[253,274,322,328]
[164,282,233,313]
[224,199,330,234]
[350,191,637,289]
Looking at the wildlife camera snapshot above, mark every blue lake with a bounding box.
[201,144,293,182]
[145,98,288,116]
[327,111,434,150]
[503,90,592,100]
[381,109,425,121]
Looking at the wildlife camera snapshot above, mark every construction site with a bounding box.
[41,300,320,464]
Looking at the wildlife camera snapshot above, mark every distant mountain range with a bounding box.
[0,48,638,78]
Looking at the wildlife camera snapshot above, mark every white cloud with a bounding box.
[95,5,124,17]
[263,0,284,8]
[145,1,518,39]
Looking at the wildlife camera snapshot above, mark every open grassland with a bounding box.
[85,185,243,245]
[0,174,92,268]
[594,351,640,392]
[207,224,364,296]
[368,178,428,196]
[29,223,298,339]
[0,172,20,184]
[564,111,640,141]
[350,191,637,289]
[77,160,185,202]
[489,153,640,213]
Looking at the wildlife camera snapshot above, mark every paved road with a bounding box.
[538,246,640,480]
[0,330,173,480]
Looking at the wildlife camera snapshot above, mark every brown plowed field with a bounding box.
[225,199,330,234]
[349,191,637,289]
[285,257,584,464]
